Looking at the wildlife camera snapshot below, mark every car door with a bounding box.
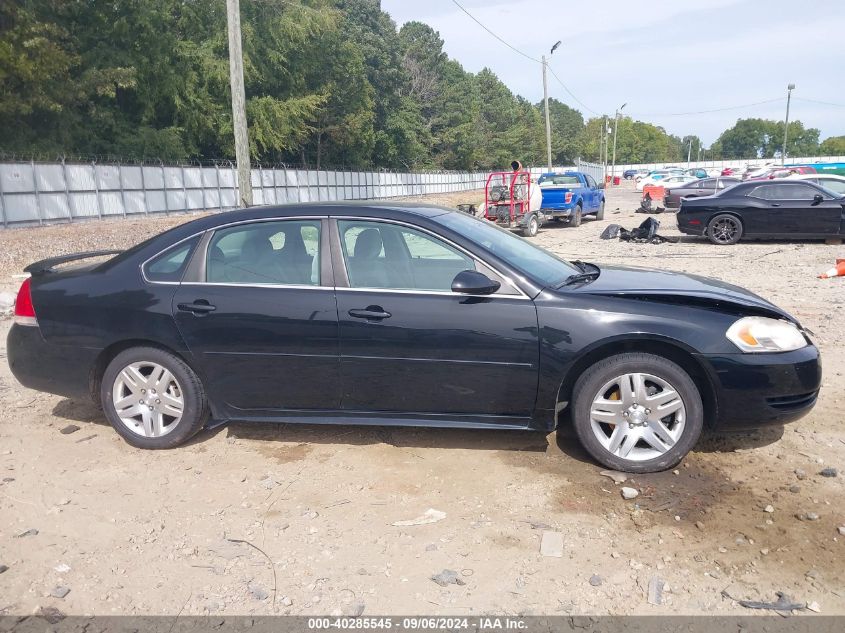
[759,183,841,235]
[332,217,539,421]
[686,178,715,198]
[584,175,599,210]
[172,217,341,413]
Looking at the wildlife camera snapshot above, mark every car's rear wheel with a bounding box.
[570,204,582,227]
[706,214,743,245]
[570,353,703,473]
[100,347,208,449]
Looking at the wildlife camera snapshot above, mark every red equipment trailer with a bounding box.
[483,167,541,237]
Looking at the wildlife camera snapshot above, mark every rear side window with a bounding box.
[144,237,199,282]
[207,220,321,285]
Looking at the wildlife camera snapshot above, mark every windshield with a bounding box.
[436,212,580,287]
[538,174,580,186]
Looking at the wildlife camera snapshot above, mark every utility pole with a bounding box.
[610,103,626,186]
[782,83,795,166]
[542,41,561,172]
[687,138,692,168]
[602,116,609,184]
[226,0,252,207]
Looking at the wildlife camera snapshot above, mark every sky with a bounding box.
[380,0,845,146]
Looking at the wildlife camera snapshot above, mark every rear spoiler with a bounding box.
[24,250,124,276]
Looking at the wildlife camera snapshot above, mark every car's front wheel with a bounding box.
[570,353,703,473]
[100,346,209,449]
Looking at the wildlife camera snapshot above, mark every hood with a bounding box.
[567,264,795,321]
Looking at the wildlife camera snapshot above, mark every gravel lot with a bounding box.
[1,183,843,617]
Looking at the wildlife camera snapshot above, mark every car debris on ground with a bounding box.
[391,508,446,526]
[600,218,680,244]
[431,569,465,587]
[722,590,807,613]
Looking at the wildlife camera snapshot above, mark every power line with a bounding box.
[449,0,602,116]
[626,97,785,118]
[450,0,541,64]
[546,66,600,115]
[794,97,845,108]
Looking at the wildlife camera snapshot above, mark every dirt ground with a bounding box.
[0,184,843,617]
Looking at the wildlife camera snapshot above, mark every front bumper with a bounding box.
[7,323,99,400]
[697,345,821,429]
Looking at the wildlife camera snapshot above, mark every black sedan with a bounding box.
[664,177,741,209]
[678,180,845,244]
[7,203,821,473]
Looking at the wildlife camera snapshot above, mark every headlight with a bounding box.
[726,316,807,353]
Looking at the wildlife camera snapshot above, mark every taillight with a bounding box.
[14,278,38,326]
[565,192,573,204]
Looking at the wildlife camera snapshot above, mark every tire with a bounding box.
[100,346,209,449]
[595,199,605,221]
[706,213,743,245]
[522,213,539,237]
[570,352,704,473]
[569,204,582,227]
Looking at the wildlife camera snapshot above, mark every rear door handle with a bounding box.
[348,307,391,320]
[177,300,217,315]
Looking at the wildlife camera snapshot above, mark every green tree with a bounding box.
[819,136,845,155]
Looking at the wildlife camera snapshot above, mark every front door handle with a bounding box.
[348,306,391,320]
[771,203,781,207]
[177,300,217,315]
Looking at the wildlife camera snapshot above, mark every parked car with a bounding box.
[6,203,821,473]
[637,174,696,192]
[720,167,743,177]
[537,171,605,226]
[664,177,741,208]
[624,168,649,180]
[788,173,845,195]
[677,180,845,244]
[635,169,683,184]
[684,168,708,179]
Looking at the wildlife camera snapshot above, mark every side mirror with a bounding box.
[812,194,824,205]
[451,270,501,295]
[598,182,606,190]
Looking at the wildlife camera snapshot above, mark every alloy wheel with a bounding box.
[588,372,686,462]
[112,361,184,438]
[712,217,739,244]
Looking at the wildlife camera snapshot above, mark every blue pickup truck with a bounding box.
[537,172,605,226]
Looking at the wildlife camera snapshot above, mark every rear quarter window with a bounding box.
[143,236,200,282]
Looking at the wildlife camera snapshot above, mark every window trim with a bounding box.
[329,216,529,299]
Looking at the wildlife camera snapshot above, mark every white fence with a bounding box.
[609,156,845,177]
[0,158,607,227]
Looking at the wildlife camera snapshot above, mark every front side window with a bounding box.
[338,220,475,291]
[585,175,597,188]
[818,179,845,195]
[207,220,321,285]
[144,236,199,282]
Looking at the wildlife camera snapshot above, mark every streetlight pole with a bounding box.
[782,83,795,166]
[611,103,626,186]
[542,41,561,172]
[226,0,252,206]
[687,138,692,168]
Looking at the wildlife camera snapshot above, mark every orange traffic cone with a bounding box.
[818,259,845,279]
